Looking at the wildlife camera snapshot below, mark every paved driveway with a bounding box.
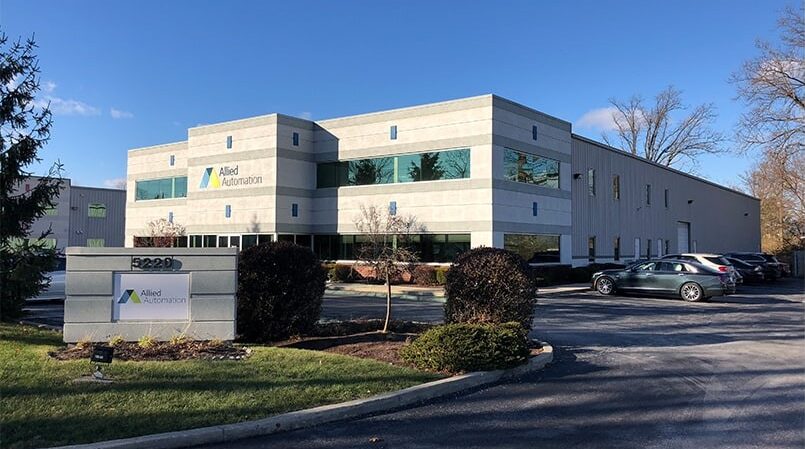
[196,279,805,449]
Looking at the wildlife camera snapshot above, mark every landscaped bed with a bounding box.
[0,323,441,449]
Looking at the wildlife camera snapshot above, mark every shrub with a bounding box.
[330,264,354,282]
[411,265,437,286]
[107,335,124,347]
[138,335,156,349]
[400,322,529,373]
[569,266,592,283]
[169,334,188,346]
[435,266,449,285]
[237,241,327,342]
[530,264,572,287]
[444,247,537,329]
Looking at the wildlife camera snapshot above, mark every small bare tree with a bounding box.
[603,85,725,168]
[353,204,422,333]
[136,218,186,247]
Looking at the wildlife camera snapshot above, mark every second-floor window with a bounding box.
[504,148,560,189]
[88,203,106,218]
[135,176,188,201]
[613,175,620,200]
[588,169,596,196]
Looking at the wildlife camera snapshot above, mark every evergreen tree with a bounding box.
[0,32,63,320]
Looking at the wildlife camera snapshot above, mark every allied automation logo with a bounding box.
[117,289,142,304]
[199,167,221,189]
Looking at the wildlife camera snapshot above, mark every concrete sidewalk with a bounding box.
[326,282,590,299]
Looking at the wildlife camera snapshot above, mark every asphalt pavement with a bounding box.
[194,279,805,449]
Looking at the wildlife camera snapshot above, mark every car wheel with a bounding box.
[595,277,615,295]
[680,282,703,302]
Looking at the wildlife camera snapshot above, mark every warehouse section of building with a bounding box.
[125,94,760,267]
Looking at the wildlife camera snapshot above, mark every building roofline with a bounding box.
[129,140,187,153]
[571,133,759,201]
[71,185,126,193]
[314,94,495,125]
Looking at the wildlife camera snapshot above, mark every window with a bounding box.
[135,177,188,200]
[88,203,106,218]
[44,204,58,215]
[503,148,560,189]
[588,169,595,196]
[532,202,538,217]
[225,205,231,218]
[646,239,652,258]
[169,154,175,166]
[168,211,174,223]
[389,201,397,216]
[291,203,298,217]
[664,189,669,208]
[532,125,538,141]
[316,148,470,188]
[292,132,299,146]
[315,234,470,262]
[614,237,620,261]
[657,239,663,257]
[86,238,105,247]
[390,125,397,140]
[504,234,560,264]
[646,184,651,205]
[664,239,670,255]
[226,135,233,149]
[588,236,596,261]
[613,175,620,200]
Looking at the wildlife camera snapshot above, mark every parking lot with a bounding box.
[195,278,804,449]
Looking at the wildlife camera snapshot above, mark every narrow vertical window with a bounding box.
[532,125,538,141]
[389,201,397,216]
[588,169,596,196]
[646,239,652,258]
[390,125,397,140]
[532,201,539,217]
[664,239,670,255]
[664,189,669,208]
[614,237,620,261]
[588,236,596,262]
[225,205,231,218]
[613,175,620,200]
[291,203,298,217]
[226,135,233,149]
[169,154,175,166]
[646,184,651,205]
[292,132,299,146]
[168,211,174,223]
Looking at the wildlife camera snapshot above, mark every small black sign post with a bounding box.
[90,345,114,380]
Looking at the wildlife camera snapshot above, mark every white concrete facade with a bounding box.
[125,94,759,266]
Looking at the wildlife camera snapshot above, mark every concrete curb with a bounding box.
[50,344,553,449]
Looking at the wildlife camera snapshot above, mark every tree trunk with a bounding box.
[382,270,392,333]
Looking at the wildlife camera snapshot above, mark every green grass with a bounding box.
[0,323,440,449]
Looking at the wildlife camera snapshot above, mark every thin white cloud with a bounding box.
[110,107,134,119]
[38,97,101,116]
[103,178,127,189]
[298,111,313,120]
[43,80,57,93]
[576,106,620,131]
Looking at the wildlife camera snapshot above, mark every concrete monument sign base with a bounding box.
[63,247,238,343]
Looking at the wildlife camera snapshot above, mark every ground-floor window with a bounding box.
[504,234,561,264]
[315,233,470,262]
[86,238,105,247]
[133,236,188,247]
[613,237,620,261]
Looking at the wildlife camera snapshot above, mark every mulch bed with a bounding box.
[49,340,250,362]
[308,320,434,337]
[323,341,408,366]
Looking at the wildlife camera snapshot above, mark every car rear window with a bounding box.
[736,254,764,261]
[705,256,729,265]
[728,258,751,268]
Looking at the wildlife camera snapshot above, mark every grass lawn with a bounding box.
[0,323,441,449]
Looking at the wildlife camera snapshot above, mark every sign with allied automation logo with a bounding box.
[199,165,262,189]
[113,273,190,321]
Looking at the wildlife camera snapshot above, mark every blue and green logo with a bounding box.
[117,289,141,304]
[199,167,221,189]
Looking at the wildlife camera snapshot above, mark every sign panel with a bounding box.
[113,273,190,321]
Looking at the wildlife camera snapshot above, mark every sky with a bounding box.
[2,0,795,190]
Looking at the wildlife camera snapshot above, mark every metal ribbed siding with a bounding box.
[69,187,126,247]
[570,136,760,264]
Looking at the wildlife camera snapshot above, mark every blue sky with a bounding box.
[2,0,794,189]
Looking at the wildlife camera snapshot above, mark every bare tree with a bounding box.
[135,218,186,247]
[353,204,422,333]
[733,5,804,233]
[603,86,725,167]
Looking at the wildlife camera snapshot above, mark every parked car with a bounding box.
[724,257,767,283]
[661,253,741,284]
[724,252,781,280]
[592,259,735,302]
[29,256,66,301]
[759,253,791,277]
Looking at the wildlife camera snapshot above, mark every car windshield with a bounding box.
[705,256,729,266]
[761,254,779,263]
[733,254,764,262]
[728,258,752,269]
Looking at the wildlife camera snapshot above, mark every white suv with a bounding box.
[661,253,742,285]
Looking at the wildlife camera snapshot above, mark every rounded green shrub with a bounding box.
[444,247,537,329]
[400,322,529,372]
[237,241,326,342]
[434,266,449,285]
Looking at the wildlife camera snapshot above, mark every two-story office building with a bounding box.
[125,94,760,266]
